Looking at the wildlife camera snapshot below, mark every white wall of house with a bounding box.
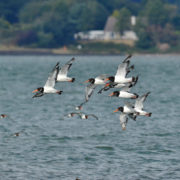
[122,31,138,40]
[74,31,105,40]
[74,16,138,41]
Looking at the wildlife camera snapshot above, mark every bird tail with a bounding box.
[57,91,63,95]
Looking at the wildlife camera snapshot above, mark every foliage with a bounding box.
[115,8,131,34]
[0,0,180,51]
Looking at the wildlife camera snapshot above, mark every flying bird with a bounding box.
[105,55,137,84]
[65,112,98,120]
[84,74,109,85]
[109,84,138,99]
[131,92,152,120]
[0,114,8,118]
[65,112,81,118]
[32,62,62,98]
[113,102,138,115]
[98,76,138,94]
[76,83,97,110]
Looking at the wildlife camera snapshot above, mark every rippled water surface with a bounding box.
[0,55,180,180]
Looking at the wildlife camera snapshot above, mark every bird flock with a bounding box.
[1,55,151,132]
[30,55,152,130]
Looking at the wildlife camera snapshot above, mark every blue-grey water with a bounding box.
[0,55,180,180]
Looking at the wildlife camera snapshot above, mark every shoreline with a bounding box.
[0,46,180,56]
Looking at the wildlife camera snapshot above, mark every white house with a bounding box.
[74,16,138,41]
[74,30,105,40]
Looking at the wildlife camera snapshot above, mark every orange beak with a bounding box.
[105,78,110,82]
[84,80,90,83]
[105,83,110,87]
[32,89,38,93]
[109,92,114,96]
[113,109,119,113]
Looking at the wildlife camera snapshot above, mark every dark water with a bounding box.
[0,55,180,180]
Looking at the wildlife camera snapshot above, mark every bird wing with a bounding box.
[135,92,150,110]
[85,83,97,101]
[32,91,44,98]
[96,74,109,81]
[59,57,75,76]
[44,62,59,88]
[119,113,128,129]
[88,114,99,120]
[126,65,135,76]
[122,55,132,63]
[128,113,137,121]
[115,61,129,78]
[97,82,115,94]
[120,113,128,124]
[121,84,131,92]
[125,101,134,109]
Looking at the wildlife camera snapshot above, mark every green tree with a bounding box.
[18,0,109,47]
[140,0,170,26]
[115,8,131,34]
[0,0,30,23]
[68,1,108,31]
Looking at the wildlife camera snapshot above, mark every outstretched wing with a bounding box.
[44,62,59,88]
[135,92,150,110]
[115,61,129,78]
[125,101,134,109]
[128,113,137,121]
[85,83,97,101]
[121,84,132,92]
[32,91,44,98]
[96,74,109,81]
[88,114,99,120]
[122,55,132,63]
[116,55,133,78]
[59,57,75,76]
[119,113,128,130]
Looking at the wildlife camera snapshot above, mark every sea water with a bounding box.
[0,55,179,180]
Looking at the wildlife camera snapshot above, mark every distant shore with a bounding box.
[0,45,179,56]
[0,46,77,55]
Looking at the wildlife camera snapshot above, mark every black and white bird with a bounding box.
[131,92,152,120]
[0,114,8,119]
[98,82,129,94]
[65,112,81,118]
[66,112,98,120]
[113,102,138,115]
[105,55,137,84]
[84,74,109,85]
[32,62,62,98]
[98,75,138,94]
[78,112,98,120]
[57,57,75,82]
[109,84,138,99]
[76,83,97,110]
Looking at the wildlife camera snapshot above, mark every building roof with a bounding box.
[104,16,117,32]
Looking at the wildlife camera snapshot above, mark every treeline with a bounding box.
[1,0,180,50]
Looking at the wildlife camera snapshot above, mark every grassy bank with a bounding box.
[0,42,179,55]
